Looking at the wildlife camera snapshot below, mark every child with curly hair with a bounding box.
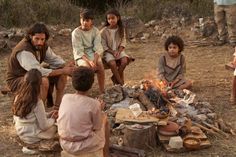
[157,35,192,89]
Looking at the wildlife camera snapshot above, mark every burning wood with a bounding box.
[138,92,156,110]
[104,79,235,153]
[110,144,145,157]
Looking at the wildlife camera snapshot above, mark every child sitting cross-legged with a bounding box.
[157,35,192,89]
[57,66,110,157]
[12,69,57,148]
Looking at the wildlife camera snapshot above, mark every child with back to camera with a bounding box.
[57,66,110,157]
[12,69,57,146]
[157,35,192,90]
[100,9,129,85]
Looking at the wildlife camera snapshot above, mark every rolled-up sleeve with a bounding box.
[72,29,85,60]
[93,29,103,56]
[44,47,65,69]
[16,51,52,76]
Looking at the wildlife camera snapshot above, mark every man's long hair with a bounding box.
[12,69,42,118]
[25,22,50,41]
[104,9,124,39]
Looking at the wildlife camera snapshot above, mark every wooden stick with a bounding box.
[138,92,156,110]
[202,121,229,139]
[217,119,230,132]
[110,144,145,157]
[192,122,223,138]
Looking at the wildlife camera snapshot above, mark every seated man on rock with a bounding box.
[6,22,75,109]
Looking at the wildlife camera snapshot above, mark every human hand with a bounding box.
[48,110,58,119]
[66,60,75,67]
[88,60,97,71]
[113,51,121,59]
[96,98,106,110]
[170,78,180,88]
[51,110,58,119]
[160,80,168,87]
[170,82,175,89]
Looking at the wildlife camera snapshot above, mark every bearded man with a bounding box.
[6,22,75,109]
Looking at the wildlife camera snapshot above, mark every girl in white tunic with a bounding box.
[12,69,57,144]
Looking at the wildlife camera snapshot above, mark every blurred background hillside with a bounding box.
[0,0,213,28]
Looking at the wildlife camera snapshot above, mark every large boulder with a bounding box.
[122,16,145,39]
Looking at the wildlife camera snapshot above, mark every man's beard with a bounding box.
[34,45,43,51]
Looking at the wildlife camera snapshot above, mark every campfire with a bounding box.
[101,79,235,155]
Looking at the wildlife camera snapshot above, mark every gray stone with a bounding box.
[148,20,157,26]
[195,114,207,122]
[102,85,124,104]
[207,113,217,120]
[198,108,212,114]
[122,16,145,39]
[58,28,72,36]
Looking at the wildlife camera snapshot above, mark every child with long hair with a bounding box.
[12,69,57,144]
[100,9,129,85]
[157,35,192,89]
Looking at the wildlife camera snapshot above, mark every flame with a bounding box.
[141,79,168,92]
[142,70,168,91]
[153,80,167,91]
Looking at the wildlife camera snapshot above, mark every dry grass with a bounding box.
[112,0,213,22]
[0,0,80,28]
[0,0,214,27]
[1,28,236,156]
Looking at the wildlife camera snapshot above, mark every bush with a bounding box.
[111,0,214,22]
[0,0,81,28]
[0,0,214,28]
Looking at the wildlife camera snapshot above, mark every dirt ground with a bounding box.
[0,25,236,157]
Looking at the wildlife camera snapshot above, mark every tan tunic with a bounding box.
[57,94,105,155]
[100,26,128,62]
[157,53,186,87]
